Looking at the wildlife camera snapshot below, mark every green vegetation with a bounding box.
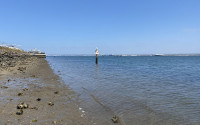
[0,46,26,54]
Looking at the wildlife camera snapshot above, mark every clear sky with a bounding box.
[0,0,200,55]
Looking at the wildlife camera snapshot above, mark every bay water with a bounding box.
[47,56,200,125]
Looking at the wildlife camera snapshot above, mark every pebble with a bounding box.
[23,103,29,109]
[22,88,28,91]
[16,109,23,115]
[36,98,41,101]
[18,92,23,96]
[32,119,37,122]
[53,121,56,124]
[17,102,29,109]
[9,99,13,101]
[17,104,24,109]
[111,115,119,123]
[54,91,59,94]
[48,102,54,106]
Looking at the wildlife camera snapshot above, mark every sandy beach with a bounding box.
[0,55,92,124]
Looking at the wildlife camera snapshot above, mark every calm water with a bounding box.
[47,56,200,125]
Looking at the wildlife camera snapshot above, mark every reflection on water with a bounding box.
[47,56,200,125]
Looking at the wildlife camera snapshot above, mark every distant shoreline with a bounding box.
[47,54,200,57]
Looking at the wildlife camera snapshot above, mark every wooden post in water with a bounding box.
[95,48,99,64]
[96,54,98,64]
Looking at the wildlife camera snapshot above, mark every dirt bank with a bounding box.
[0,57,92,125]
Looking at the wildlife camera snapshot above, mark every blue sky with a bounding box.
[0,0,200,55]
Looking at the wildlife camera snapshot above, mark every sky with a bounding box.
[0,0,200,55]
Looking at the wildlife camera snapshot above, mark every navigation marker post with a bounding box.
[95,48,99,64]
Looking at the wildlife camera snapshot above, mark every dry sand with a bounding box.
[0,57,92,125]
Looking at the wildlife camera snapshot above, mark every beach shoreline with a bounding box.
[0,54,92,124]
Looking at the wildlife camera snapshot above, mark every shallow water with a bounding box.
[47,56,200,125]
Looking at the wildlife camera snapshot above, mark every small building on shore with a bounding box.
[28,48,46,58]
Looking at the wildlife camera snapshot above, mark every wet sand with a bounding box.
[0,57,92,124]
